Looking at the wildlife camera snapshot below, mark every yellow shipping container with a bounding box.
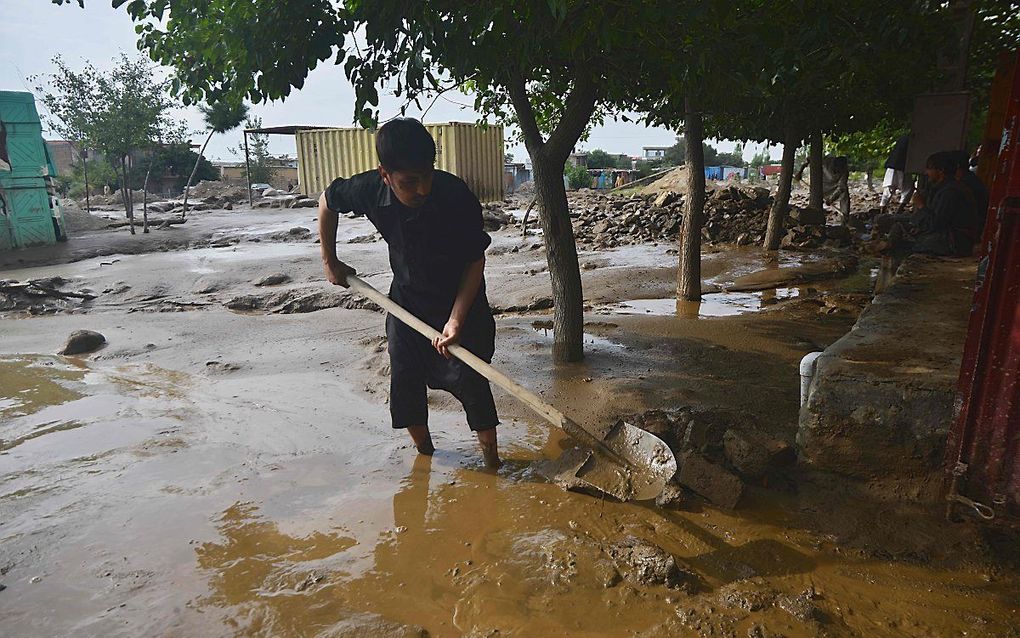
[296,122,504,203]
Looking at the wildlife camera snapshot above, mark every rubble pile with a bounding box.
[630,406,797,510]
[0,277,96,315]
[567,185,774,248]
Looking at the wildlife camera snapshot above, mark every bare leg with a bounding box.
[407,425,435,455]
[477,428,500,469]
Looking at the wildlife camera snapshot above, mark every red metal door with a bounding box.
[945,49,1020,521]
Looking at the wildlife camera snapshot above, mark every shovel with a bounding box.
[347,275,677,501]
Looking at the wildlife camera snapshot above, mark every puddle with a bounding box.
[596,289,801,318]
[531,322,626,348]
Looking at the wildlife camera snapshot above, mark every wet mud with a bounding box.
[2,205,1018,637]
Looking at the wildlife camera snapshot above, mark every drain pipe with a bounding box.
[800,352,823,407]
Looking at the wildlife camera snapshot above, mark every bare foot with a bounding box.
[407,425,435,456]
[477,428,500,469]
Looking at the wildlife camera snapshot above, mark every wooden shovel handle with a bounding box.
[346,275,623,460]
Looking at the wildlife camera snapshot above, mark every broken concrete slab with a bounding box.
[798,255,976,479]
[677,450,744,509]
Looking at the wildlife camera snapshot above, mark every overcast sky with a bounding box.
[2,0,777,164]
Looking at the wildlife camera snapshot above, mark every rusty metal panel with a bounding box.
[296,123,504,202]
[946,49,1020,521]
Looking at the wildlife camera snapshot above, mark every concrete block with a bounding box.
[677,450,744,509]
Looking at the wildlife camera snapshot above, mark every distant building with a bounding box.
[642,146,670,160]
[214,155,299,190]
[567,152,588,168]
[45,140,79,177]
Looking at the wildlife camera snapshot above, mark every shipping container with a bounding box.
[296,122,504,202]
[945,48,1020,522]
[0,91,65,250]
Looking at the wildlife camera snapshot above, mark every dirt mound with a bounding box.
[639,166,710,197]
[60,199,115,233]
[189,180,248,202]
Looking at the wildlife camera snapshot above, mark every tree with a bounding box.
[703,0,945,247]
[182,100,248,218]
[117,1,679,363]
[36,54,184,234]
[586,148,624,169]
[233,116,277,186]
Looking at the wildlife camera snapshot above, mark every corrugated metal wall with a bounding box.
[296,123,504,202]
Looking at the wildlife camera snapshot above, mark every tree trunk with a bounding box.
[763,130,798,250]
[532,156,585,362]
[183,129,215,221]
[142,157,154,234]
[121,158,135,235]
[866,163,875,191]
[506,72,595,363]
[678,100,706,301]
[809,130,823,210]
[81,147,91,214]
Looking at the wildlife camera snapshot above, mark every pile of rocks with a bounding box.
[567,185,774,248]
[631,406,797,510]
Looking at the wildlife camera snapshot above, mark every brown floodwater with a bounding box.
[2,348,1018,637]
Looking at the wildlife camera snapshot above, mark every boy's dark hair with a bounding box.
[376,118,436,172]
[926,151,958,174]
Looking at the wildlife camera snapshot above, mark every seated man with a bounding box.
[910,152,980,257]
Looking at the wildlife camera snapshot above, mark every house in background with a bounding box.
[642,146,670,160]
[213,155,299,191]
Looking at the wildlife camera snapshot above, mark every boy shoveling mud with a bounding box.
[317,118,501,468]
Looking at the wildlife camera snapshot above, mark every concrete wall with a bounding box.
[798,256,976,479]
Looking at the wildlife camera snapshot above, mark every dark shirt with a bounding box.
[885,135,910,171]
[959,170,989,233]
[916,179,979,256]
[324,169,491,325]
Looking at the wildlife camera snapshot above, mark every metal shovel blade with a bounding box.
[572,420,677,501]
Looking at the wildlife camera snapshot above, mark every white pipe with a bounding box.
[800,352,823,407]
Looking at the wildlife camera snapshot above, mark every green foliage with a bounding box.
[564,163,591,190]
[585,149,628,169]
[662,138,744,167]
[129,145,218,192]
[634,159,664,179]
[233,116,277,185]
[198,100,249,134]
[36,54,185,165]
[827,118,908,171]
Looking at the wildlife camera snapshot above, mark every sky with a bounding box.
[1,0,777,165]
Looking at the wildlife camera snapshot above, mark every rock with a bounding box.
[288,226,311,236]
[653,191,681,207]
[292,198,319,208]
[677,450,744,509]
[655,483,685,509]
[262,187,286,197]
[254,273,291,287]
[789,207,826,225]
[192,278,221,294]
[58,329,106,355]
[776,593,824,622]
[607,536,695,591]
[723,429,797,478]
[593,559,622,588]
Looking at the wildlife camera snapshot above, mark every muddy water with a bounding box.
[3,347,1018,638]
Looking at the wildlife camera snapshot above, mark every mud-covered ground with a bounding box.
[1,201,1018,637]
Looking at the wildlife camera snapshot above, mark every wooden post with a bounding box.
[243,130,253,207]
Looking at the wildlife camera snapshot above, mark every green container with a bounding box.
[1,91,62,249]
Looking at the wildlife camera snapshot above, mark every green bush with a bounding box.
[564,163,591,190]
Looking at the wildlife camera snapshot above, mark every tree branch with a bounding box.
[506,71,544,155]
[544,72,597,162]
